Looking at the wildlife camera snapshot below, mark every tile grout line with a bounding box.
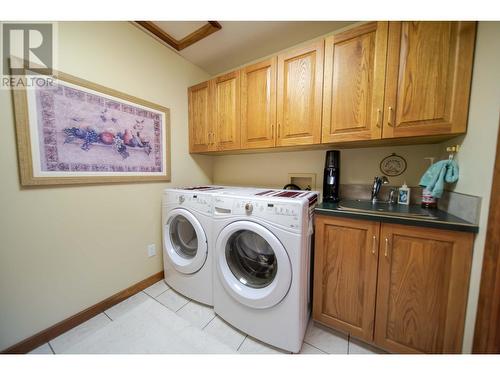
[103,311,113,321]
[154,288,170,300]
[149,293,178,313]
[303,321,350,354]
[303,341,328,354]
[174,299,192,313]
[201,314,217,330]
[144,285,170,299]
[236,335,248,351]
[47,341,56,355]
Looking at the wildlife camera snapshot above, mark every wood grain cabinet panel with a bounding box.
[375,223,473,353]
[213,71,241,151]
[241,58,277,149]
[382,21,476,138]
[322,22,388,143]
[313,216,380,341]
[277,41,324,146]
[188,81,212,152]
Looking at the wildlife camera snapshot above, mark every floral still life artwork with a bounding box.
[13,72,170,186]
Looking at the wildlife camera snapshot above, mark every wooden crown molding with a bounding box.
[135,21,222,51]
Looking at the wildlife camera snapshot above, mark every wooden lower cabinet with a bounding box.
[313,215,474,353]
[313,216,380,342]
[375,224,474,353]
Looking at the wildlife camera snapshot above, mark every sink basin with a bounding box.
[337,200,438,220]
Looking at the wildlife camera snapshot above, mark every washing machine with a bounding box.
[212,189,318,353]
[162,186,225,306]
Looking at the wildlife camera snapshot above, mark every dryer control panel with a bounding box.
[164,192,212,214]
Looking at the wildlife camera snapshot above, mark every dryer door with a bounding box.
[164,208,208,274]
[216,221,292,309]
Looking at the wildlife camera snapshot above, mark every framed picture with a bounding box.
[12,69,170,186]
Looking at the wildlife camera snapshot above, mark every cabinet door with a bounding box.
[213,71,241,151]
[188,81,212,153]
[383,21,476,138]
[241,58,277,149]
[277,41,324,146]
[313,216,380,342]
[322,22,388,143]
[375,223,473,353]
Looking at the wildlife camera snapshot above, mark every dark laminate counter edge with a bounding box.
[314,205,479,233]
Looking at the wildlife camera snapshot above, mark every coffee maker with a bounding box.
[323,150,340,202]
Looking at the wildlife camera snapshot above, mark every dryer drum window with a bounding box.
[169,215,198,259]
[225,230,278,288]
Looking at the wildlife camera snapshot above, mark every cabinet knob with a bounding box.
[376,109,382,128]
[384,238,389,257]
[372,235,377,254]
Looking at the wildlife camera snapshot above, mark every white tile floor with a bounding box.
[28,280,382,355]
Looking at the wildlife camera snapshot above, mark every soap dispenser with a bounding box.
[398,182,410,205]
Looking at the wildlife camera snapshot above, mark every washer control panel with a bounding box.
[214,197,304,229]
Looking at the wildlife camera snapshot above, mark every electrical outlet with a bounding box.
[147,244,156,257]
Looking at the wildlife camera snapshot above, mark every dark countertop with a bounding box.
[315,201,479,233]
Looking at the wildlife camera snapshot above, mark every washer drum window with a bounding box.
[225,230,277,289]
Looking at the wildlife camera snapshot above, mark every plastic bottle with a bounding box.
[421,187,438,209]
[398,182,410,205]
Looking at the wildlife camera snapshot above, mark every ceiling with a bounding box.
[148,21,356,75]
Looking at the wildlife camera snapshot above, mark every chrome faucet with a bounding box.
[371,176,389,203]
[388,187,398,204]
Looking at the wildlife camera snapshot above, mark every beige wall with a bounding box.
[213,144,441,192]
[440,21,500,353]
[0,22,211,350]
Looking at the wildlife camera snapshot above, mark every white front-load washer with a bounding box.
[212,189,318,353]
[162,186,225,306]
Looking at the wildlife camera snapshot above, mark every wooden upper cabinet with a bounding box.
[241,58,277,149]
[322,22,388,143]
[382,21,476,138]
[188,81,212,153]
[188,22,477,154]
[212,71,241,151]
[375,223,473,353]
[313,216,380,342]
[276,41,324,146]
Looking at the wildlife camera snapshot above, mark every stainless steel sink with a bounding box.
[337,200,438,220]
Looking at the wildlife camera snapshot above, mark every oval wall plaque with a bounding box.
[380,153,407,177]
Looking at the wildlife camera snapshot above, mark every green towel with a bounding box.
[419,160,459,198]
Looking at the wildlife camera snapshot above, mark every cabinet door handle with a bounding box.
[372,235,377,254]
[387,106,394,127]
[384,238,389,257]
[376,109,381,128]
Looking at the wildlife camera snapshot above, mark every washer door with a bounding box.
[164,208,207,274]
[216,221,292,309]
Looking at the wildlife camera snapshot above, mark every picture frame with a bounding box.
[11,68,171,186]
